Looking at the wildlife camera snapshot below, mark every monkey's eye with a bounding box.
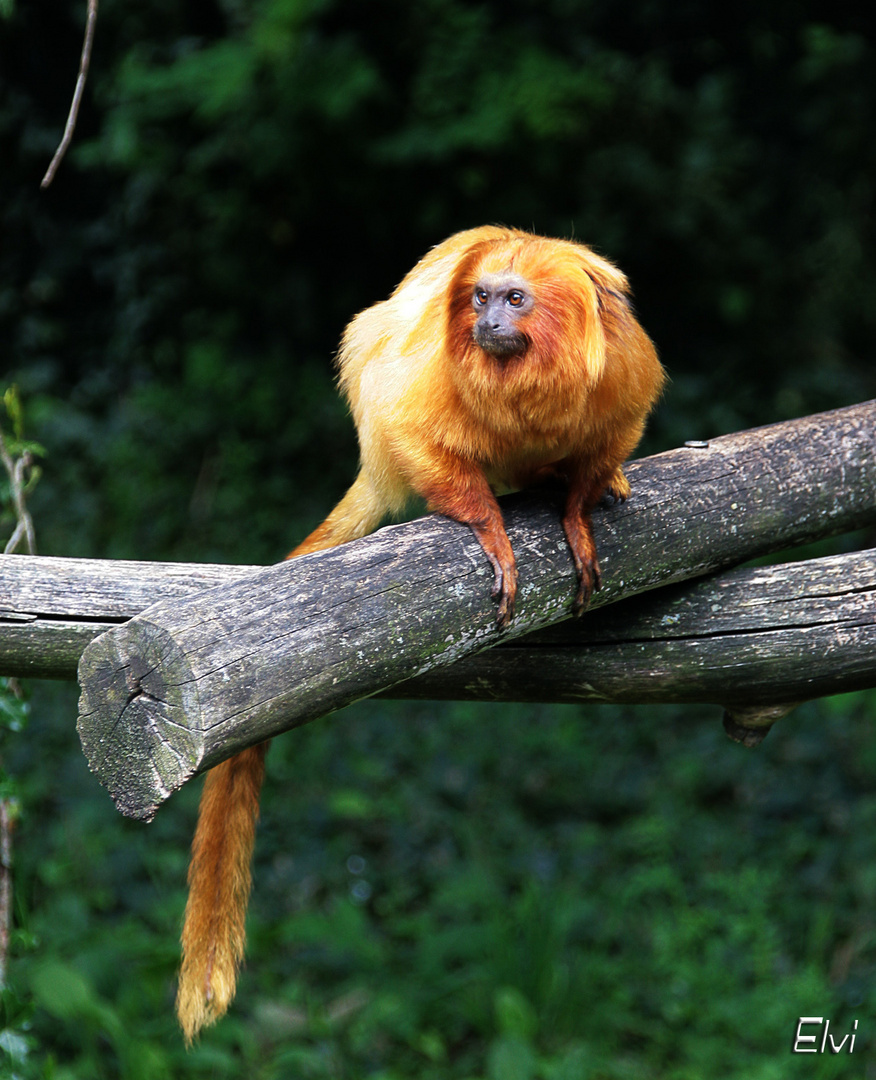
[474,288,488,306]
[506,290,526,307]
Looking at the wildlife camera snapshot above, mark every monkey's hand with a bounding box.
[562,502,602,615]
[488,551,518,628]
[468,520,518,628]
[422,463,518,628]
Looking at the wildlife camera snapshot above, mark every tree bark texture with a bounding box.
[389,549,875,708]
[0,558,259,680]
[67,401,876,821]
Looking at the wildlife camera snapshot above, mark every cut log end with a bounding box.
[76,618,204,820]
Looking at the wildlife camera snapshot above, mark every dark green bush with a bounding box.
[2,1,874,1074]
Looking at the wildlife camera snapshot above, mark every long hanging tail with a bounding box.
[176,743,267,1044]
[176,468,387,1043]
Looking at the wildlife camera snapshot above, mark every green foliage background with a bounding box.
[1,0,875,1076]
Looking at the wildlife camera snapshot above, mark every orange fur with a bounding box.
[337,225,665,614]
[177,743,266,1044]
[177,226,665,1040]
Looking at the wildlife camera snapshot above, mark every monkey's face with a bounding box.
[471,273,534,359]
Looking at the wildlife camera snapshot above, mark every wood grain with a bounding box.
[391,550,876,708]
[66,401,876,820]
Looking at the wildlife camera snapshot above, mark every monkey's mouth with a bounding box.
[472,327,527,360]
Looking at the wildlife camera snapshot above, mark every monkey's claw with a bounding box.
[603,470,631,505]
[496,595,515,628]
[572,560,602,616]
[490,565,517,628]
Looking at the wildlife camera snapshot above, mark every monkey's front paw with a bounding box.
[572,559,602,615]
[603,479,630,505]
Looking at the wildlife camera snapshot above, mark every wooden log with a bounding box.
[3,398,875,683]
[3,550,874,708]
[74,401,876,821]
[388,549,876,708]
[0,558,259,679]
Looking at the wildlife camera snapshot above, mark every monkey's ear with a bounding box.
[577,279,608,386]
[595,280,633,334]
[570,249,627,386]
[592,274,651,381]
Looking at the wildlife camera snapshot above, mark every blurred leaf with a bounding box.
[494,987,537,1040]
[29,961,100,1022]
[486,1034,537,1080]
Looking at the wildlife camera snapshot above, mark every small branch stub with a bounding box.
[722,703,804,747]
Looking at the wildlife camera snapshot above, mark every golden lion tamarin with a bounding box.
[176,226,665,1041]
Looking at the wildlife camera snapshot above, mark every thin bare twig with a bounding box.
[0,428,37,555]
[0,675,24,990]
[0,795,12,988]
[0,406,38,986]
[41,0,99,189]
